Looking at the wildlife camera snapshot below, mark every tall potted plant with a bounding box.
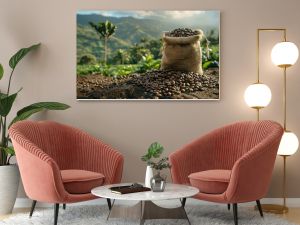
[0,43,70,215]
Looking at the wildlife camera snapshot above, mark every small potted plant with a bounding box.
[141,142,171,192]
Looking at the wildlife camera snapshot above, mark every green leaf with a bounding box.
[0,63,3,80]
[9,102,70,127]
[17,102,70,116]
[0,92,7,99]
[202,61,212,70]
[148,142,164,158]
[2,147,15,156]
[9,43,41,69]
[0,92,18,116]
[141,154,151,162]
[10,108,43,126]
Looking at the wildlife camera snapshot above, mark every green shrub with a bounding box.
[78,54,97,65]
[77,64,101,75]
[203,61,219,69]
[136,54,161,73]
[202,44,219,69]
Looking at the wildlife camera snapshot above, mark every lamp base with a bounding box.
[255,204,288,214]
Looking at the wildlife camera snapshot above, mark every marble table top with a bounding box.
[91,183,199,201]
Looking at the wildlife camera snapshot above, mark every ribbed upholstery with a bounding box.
[9,120,124,204]
[169,120,283,203]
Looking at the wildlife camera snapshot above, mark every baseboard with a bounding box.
[14,197,300,208]
[259,198,300,207]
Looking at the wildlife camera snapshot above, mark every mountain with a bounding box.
[76,13,219,63]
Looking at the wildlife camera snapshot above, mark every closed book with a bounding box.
[110,185,151,194]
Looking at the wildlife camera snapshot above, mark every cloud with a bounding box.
[98,11,156,19]
[163,11,205,19]
[78,10,207,20]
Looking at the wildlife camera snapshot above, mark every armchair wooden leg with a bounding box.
[181,198,187,207]
[29,200,37,217]
[63,204,66,210]
[227,204,230,210]
[233,203,238,225]
[107,198,112,210]
[54,204,59,225]
[256,200,263,217]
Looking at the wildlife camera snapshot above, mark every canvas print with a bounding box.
[77,10,220,100]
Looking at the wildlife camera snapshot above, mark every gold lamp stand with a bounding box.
[253,28,291,214]
[258,155,289,214]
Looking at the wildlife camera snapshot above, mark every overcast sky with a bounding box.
[77,10,220,31]
[78,10,219,20]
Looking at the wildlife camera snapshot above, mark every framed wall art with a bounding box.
[77,10,220,100]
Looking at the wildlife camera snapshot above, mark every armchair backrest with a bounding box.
[205,120,283,170]
[8,121,72,202]
[9,121,80,170]
[170,120,283,185]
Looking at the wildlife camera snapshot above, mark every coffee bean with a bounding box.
[166,28,201,37]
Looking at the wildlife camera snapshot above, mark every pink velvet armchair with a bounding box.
[9,120,124,225]
[169,120,283,225]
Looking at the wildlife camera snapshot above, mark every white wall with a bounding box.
[0,0,300,198]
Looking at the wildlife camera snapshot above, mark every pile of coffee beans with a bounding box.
[127,70,218,99]
[81,69,219,99]
[166,28,201,37]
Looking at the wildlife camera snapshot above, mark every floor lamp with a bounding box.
[244,29,273,118]
[244,28,299,214]
[270,37,299,213]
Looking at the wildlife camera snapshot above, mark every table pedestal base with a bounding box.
[107,200,191,225]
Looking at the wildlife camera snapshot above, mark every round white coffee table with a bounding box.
[92,183,199,225]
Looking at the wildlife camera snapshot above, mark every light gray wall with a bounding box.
[0,0,300,198]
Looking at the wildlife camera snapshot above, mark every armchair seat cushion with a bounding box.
[61,170,105,194]
[188,170,231,194]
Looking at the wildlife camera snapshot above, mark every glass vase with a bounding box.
[150,171,166,192]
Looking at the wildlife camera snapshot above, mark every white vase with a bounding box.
[0,165,20,215]
[145,165,153,188]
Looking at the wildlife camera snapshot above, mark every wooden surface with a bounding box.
[142,201,187,220]
[108,201,142,220]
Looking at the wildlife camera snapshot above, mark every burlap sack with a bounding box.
[161,30,203,75]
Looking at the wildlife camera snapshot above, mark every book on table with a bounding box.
[110,183,151,194]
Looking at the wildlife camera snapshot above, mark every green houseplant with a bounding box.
[141,142,171,191]
[0,43,70,214]
[141,142,171,170]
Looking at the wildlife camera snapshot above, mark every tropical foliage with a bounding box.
[89,21,117,64]
[77,15,219,77]
[202,45,219,69]
[78,54,97,65]
[148,157,171,171]
[77,55,161,77]
[0,43,70,166]
[141,142,171,171]
[77,23,218,77]
[76,43,218,77]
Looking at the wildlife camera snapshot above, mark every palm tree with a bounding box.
[89,20,116,64]
[115,49,130,64]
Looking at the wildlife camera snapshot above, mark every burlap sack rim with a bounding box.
[163,29,203,45]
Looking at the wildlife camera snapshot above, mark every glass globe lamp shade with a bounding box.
[244,83,272,108]
[277,131,299,156]
[271,42,299,67]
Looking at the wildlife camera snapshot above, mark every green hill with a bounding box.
[76,13,219,63]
